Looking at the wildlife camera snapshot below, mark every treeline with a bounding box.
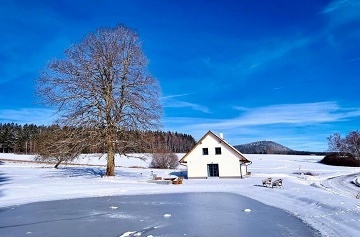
[146,131,196,153]
[0,123,42,154]
[0,123,195,154]
[284,150,327,156]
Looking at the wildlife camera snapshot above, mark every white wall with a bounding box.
[185,133,244,179]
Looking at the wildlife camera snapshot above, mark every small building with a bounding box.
[179,131,251,179]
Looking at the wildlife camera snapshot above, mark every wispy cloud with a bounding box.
[322,0,360,13]
[322,0,351,13]
[234,102,355,125]
[0,108,56,125]
[161,94,210,113]
[163,102,360,151]
[165,101,210,113]
[232,106,250,112]
[231,37,311,75]
[161,93,190,99]
[322,0,360,27]
[165,101,360,129]
[183,36,312,81]
[343,57,360,63]
[193,102,360,129]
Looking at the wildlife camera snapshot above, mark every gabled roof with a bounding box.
[179,130,250,163]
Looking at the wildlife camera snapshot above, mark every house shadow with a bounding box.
[0,161,11,198]
[170,170,188,179]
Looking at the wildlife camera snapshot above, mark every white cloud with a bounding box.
[191,102,359,130]
[163,101,360,151]
[165,101,360,131]
[0,108,56,125]
[233,102,352,126]
[232,106,250,112]
[166,101,209,113]
[161,93,190,99]
[161,95,210,113]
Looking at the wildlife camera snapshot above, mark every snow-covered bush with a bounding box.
[150,152,179,169]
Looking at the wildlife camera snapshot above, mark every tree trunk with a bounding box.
[54,160,62,169]
[105,140,115,176]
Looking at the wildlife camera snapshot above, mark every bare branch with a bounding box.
[37,25,162,175]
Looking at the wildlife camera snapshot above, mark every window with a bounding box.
[202,148,209,155]
[215,147,221,155]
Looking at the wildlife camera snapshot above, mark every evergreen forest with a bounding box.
[0,123,196,154]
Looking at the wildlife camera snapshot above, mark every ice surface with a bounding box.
[1,153,360,237]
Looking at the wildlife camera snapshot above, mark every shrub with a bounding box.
[320,153,360,167]
[293,171,318,176]
[150,152,179,169]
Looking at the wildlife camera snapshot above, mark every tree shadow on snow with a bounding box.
[48,166,152,179]
[0,161,11,198]
[54,167,105,178]
[115,170,147,178]
[253,184,272,189]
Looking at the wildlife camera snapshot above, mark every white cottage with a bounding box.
[179,131,251,179]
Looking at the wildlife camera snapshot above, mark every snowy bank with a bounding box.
[1,153,360,237]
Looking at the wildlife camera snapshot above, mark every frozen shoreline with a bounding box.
[1,153,360,236]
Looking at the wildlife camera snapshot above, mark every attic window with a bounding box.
[202,148,209,155]
[215,147,221,155]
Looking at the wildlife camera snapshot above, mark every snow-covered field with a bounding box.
[1,153,360,237]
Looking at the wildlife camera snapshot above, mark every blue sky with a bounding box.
[1,0,360,151]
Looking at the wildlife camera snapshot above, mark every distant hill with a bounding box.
[234,140,326,155]
[234,141,292,154]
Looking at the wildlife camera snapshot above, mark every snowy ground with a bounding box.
[1,153,360,237]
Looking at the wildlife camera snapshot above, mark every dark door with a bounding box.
[207,164,219,177]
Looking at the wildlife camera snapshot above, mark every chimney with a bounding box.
[220,133,224,139]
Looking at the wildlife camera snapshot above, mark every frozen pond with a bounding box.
[0,192,320,237]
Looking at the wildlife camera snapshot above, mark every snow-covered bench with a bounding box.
[262,177,272,187]
[272,179,283,188]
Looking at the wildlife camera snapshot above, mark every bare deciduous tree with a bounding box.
[328,131,360,158]
[35,126,88,168]
[37,25,162,176]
